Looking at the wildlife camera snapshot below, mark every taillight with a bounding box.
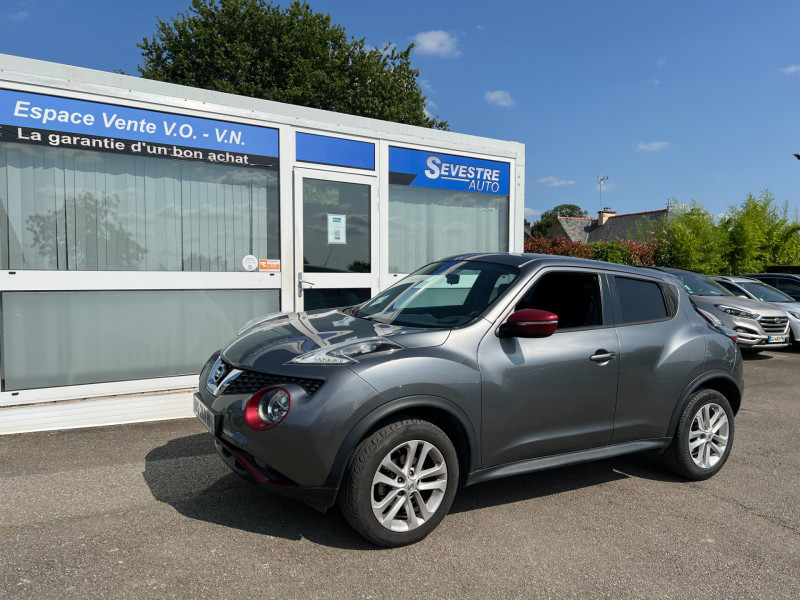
[243,387,291,430]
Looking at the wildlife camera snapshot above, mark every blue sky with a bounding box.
[2,0,799,224]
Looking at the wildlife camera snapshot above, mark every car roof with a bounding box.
[714,275,762,283]
[741,272,800,278]
[438,252,674,280]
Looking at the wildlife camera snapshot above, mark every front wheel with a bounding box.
[338,419,459,547]
[664,389,734,480]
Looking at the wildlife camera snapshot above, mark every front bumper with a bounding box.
[213,437,338,512]
[725,316,790,349]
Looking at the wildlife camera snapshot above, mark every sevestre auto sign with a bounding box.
[389,146,510,195]
[0,88,279,168]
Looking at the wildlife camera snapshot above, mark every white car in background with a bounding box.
[714,276,800,347]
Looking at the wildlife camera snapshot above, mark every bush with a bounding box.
[524,236,659,266]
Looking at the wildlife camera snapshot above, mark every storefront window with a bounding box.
[388,147,510,273]
[0,143,278,271]
[0,289,279,390]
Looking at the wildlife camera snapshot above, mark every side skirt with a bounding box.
[465,438,671,486]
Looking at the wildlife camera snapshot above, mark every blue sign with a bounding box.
[0,89,279,157]
[389,146,510,195]
[296,132,374,170]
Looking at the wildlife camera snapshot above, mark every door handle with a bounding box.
[589,349,617,363]
[297,272,316,298]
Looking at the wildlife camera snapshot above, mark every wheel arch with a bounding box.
[666,371,742,440]
[324,395,478,495]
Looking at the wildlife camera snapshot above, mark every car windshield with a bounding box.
[739,280,794,302]
[669,270,731,296]
[356,260,520,328]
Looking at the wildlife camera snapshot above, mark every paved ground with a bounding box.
[1,347,799,599]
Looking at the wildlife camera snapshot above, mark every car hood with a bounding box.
[771,301,800,316]
[692,295,788,316]
[221,309,450,371]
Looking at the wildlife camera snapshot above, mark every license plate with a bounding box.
[768,335,786,343]
[193,394,217,435]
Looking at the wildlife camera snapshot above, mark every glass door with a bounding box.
[293,169,378,311]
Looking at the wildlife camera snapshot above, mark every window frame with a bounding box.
[502,267,614,334]
[610,274,678,327]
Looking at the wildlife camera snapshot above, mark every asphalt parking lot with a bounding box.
[2,347,799,600]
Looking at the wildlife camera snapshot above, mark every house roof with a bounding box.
[549,209,667,243]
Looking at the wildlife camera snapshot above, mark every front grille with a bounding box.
[223,369,324,396]
[760,316,788,334]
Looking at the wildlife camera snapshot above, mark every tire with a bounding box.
[338,419,459,547]
[664,389,734,480]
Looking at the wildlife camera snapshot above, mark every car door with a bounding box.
[478,268,620,468]
[608,274,706,442]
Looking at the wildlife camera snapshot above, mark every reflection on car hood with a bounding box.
[693,295,788,316]
[222,309,450,370]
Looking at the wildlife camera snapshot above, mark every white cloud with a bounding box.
[524,207,542,219]
[423,99,438,119]
[537,176,576,187]
[651,77,661,86]
[420,79,436,94]
[595,181,616,192]
[7,10,30,21]
[484,90,515,108]
[657,58,667,67]
[637,141,670,152]
[781,65,800,74]
[413,31,461,58]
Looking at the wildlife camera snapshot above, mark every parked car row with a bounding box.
[654,269,800,351]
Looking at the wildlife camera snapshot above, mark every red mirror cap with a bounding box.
[506,309,558,337]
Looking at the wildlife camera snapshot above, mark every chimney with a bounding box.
[598,207,616,226]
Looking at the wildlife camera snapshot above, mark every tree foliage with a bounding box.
[723,190,800,274]
[653,200,728,274]
[530,203,588,237]
[138,0,447,129]
[654,190,800,274]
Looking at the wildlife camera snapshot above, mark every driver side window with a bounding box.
[516,271,603,330]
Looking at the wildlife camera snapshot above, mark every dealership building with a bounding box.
[0,54,525,434]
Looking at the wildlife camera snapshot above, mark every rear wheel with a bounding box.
[664,389,734,480]
[338,419,459,547]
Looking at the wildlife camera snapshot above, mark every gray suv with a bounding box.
[657,268,790,350]
[194,254,743,547]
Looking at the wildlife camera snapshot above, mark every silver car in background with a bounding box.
[714,276,800,346]
[658,268,790,351]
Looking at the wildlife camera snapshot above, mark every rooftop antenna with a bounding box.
[598,174,609,208]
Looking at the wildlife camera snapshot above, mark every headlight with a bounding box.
[237,311,290,335]
[244,387,291,430]
[289,337,403,365]
[715,305,760,320]
[788,311,800,320]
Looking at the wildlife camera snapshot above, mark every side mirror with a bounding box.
[505,309,558,337]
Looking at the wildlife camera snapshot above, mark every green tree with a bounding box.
[530,203,587,237]
[138,0,447,129]
[655,200,727,274]
[724,189,800,274]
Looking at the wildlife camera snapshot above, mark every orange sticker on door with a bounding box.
[260,259,280,272]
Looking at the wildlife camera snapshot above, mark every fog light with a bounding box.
[244,387,291,430]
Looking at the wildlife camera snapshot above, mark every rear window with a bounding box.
[615,277,669,324]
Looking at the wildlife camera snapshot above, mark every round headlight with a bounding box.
[244,387,292,430]
[258,388,291,424]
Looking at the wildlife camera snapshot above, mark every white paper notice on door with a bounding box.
[327,214,346,244]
